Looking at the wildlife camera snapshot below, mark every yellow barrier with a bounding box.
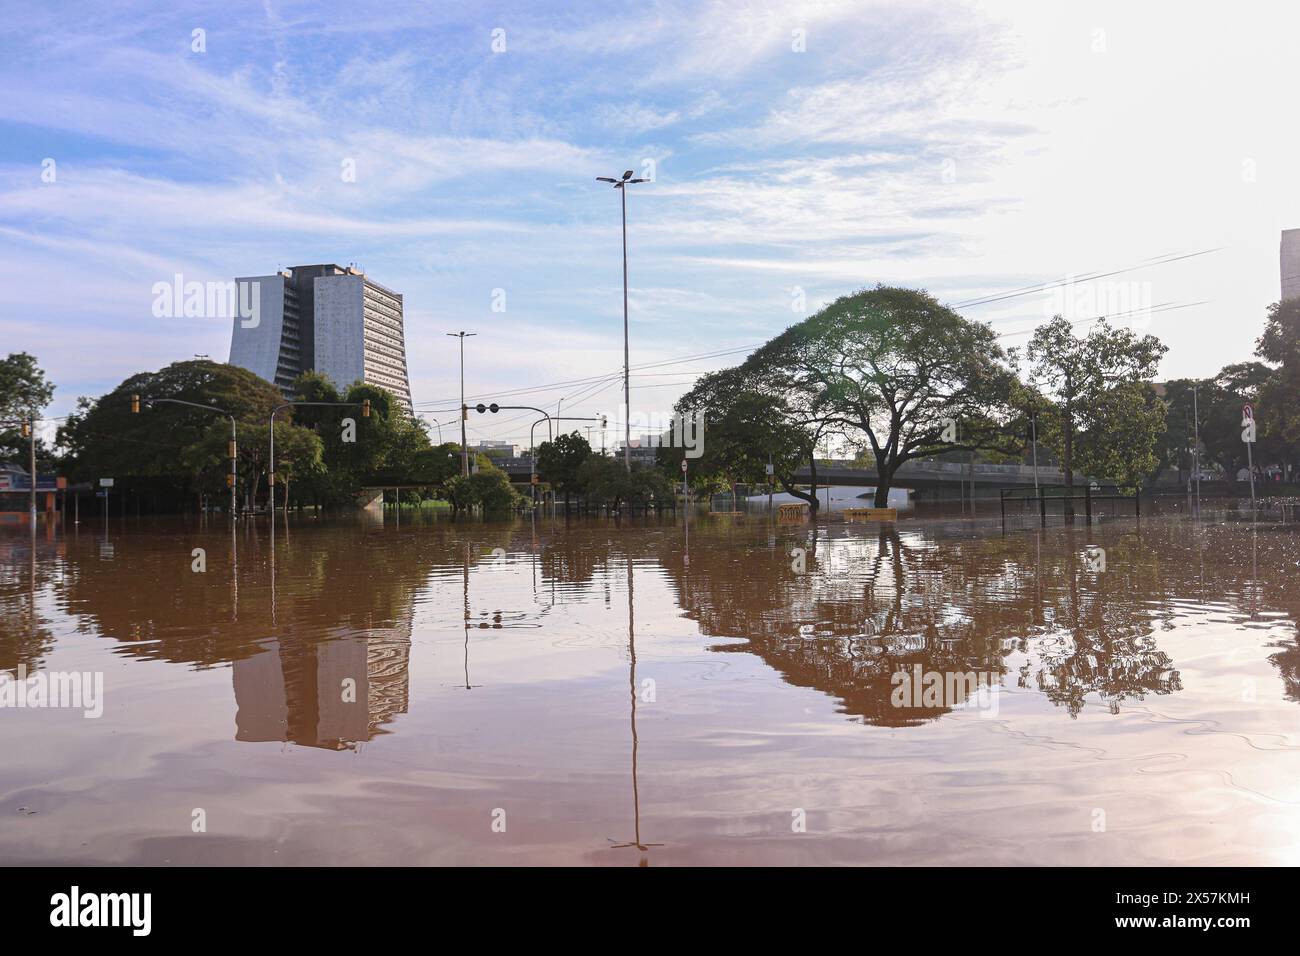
[777,503,809,519]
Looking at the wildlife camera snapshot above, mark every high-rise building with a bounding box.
[1281,229,1300,302]
[228,263,413,412]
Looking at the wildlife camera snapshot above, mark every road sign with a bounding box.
[99,478,114,487]
[1243,403,1254,420]
[680,459,688,473]
[765,463,774,476]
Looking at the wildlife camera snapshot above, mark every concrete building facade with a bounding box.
[1282,229,1300,302]
[228,264,413,411]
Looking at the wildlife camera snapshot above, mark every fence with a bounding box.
[1000,485,1140,528]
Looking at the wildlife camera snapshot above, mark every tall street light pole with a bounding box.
[597,170,648,471]
[448,331,476,477]
[27,412,36,524]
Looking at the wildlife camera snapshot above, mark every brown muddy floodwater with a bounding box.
[3,504,1300,866]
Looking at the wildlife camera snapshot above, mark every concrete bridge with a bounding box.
[791,461,1077,497]
[492,456,1096,499]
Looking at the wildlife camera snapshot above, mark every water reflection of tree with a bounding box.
[0,536,57,676]
[657,522,1189,724]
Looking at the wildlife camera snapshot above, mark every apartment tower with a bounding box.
[228,263,413,412]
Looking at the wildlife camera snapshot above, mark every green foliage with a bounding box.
[1073,380,1165,492]
[536,431,592,503]
[0,352,56,465]
[57,360,283,486]
[1025,317,1167,496]
[0,351,54,418]
[676,286,1018,507]
[443,458,524,514]
[578,456,673,509]
[1254,301,1300,465]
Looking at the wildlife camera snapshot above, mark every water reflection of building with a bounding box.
[234,624,411,750]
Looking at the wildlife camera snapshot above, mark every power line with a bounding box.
[950,247,1221,310]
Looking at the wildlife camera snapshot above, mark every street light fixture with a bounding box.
[596,169,649,471]
[447,331,476,477]
[134,395,238,517]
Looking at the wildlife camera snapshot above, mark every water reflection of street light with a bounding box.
[611,556,662,858]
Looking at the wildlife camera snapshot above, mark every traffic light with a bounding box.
[131,393,140,414]
[462,404,468,420]
[475,403,486,414]
[362,399,371,418]
[226,473,235,488]
[20,421,31,439]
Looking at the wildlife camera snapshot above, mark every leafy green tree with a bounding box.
[408,442,463,486]
[673,372,828,511]
[1025,317,1167,511]
[443,457,521,514]
[1155,366,1269,485]
[0,352,55,464]
[708,286,1018,508]
[469,467,522,512]
[578,456,672,511]
[287,372,432,506]
[536,431,591,509]
[1255,300,1300,478]
[57,360,284,510]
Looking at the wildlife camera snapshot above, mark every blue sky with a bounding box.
[3,0,1298,448]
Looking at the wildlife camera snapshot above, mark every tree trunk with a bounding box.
[873,463,892,508]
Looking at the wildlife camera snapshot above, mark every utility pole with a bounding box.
[27,413,37,524]
[1030,413,1039,497]
[596,170,649,471]
[1192,384,1202,514]
[448,331,476,476]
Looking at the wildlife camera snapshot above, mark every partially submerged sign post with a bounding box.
[1242,404,1256,511]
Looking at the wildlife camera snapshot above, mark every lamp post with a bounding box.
[414,411,444,444]
[447,331,476,476]
[596,170,649,471]
[27,413,36,523]
[134,395,237,517]
[269,399,367,516]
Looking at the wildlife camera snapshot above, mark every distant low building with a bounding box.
[475,440,519,458]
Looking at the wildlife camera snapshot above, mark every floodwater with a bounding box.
[2,503,1300,866]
